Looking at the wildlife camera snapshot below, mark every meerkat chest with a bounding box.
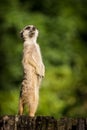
[22,51,29,67]
[33,44,43,62]
[22,45,32,70]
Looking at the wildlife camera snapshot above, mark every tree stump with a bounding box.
[0,115,87,130]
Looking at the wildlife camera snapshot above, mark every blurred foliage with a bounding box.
[0,0,87,118]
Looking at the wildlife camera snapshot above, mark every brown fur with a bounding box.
[18,25,45,117]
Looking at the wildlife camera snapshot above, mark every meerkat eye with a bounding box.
[25,26,30,30]
[32,26,36,31]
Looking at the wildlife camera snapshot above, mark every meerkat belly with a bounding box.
[20,66,38,104]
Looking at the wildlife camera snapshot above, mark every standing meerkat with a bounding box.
[18,25,45,117]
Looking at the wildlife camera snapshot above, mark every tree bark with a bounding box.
[0,115,87,130]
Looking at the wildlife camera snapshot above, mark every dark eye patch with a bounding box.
[32,26,36,31]
[25,26,30,30]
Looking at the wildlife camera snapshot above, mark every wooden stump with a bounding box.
[0,115,87,130]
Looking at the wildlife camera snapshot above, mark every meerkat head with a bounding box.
[20,25,39,41]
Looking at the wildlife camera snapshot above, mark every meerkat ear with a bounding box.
[20,30,24,38]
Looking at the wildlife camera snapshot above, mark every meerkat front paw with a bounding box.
[36,64,45,77]
[36,66,41,76]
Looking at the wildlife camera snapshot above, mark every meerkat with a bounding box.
[18,25,45,117]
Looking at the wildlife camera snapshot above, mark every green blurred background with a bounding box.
[0,0,87,118]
